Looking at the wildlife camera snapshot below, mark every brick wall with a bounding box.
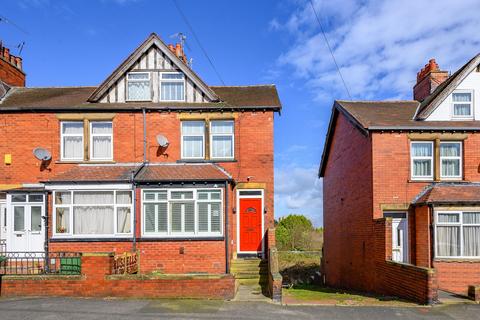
[323,112,375,292]
[0,253,235,299]
[0,55,25,87]
[0,110,275,262]
[434,261,480,295]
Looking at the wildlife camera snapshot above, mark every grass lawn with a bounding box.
[278,251,320,271]
[283,284,416,306]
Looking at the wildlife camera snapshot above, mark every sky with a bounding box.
[2,0,480,226]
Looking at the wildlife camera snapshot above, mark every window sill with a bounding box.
[177,159,237,163]
[408,179,467,183]
[434,258,480,263]
[50,237,132,242]
[55,160,116,164]
[138,236,224,242]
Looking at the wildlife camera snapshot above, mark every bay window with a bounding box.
[181,121,205,159]
[210,120,234,159]
[160,72,185,101]
[440,142,462,179]
[436,211,480,258]
[127,72,151,101]
[142,189,223,237]
[53,190,133,237]
[452,90,473,118]
[411,142,433,180]
[61,122,84,161]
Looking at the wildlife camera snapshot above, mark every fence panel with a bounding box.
[0,252,82,275]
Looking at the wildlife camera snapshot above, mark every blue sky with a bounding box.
[2,0,480,226]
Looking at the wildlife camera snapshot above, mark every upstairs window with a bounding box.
[160,72,185,101]
[410,142,433,180]
[181,121,205,159]
[61,122,84,161]
[440,142,462,179]
[90,122,113,161]
[452,90,473,118]
[127,72,151,101]
[210,120,234,159]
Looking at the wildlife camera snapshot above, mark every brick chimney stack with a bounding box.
[0,42,25,87]
[413,58,449,101]
[168,43,187,64]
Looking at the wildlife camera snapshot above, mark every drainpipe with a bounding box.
[43,191,49,272]
[224,181,230,274]
[143,108,147,163]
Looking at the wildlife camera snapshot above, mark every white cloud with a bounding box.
[275,165,323,226]
[273,0,480,101]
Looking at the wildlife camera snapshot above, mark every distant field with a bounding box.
[278,251,321,272]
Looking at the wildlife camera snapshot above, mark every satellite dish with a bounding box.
[33,148,52,161]
[156,134,170,148]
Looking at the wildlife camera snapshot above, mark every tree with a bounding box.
[275,214,314,251]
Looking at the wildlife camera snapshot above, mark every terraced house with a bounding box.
[0,33,281,299]
[320,56,480,304]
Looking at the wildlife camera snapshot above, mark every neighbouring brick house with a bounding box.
[0,33,280,289]
[320,55,480,304]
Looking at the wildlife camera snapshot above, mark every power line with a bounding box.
[172,0,225,85]
[308,0,352,100]
[0,14,29,35]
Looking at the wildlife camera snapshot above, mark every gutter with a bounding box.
[368,126,480,131]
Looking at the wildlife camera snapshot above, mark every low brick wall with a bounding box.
[0,253,235,299]
[374,218,438,304]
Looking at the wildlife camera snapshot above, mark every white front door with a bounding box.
[0,202,6,242]
[392,218,408,263]
[7,193,45,252]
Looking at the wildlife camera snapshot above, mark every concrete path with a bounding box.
[0,297,479,319]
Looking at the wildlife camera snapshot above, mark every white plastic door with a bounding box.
[0,203,6,242]
[10,204,44,252]
[392,218,408,263]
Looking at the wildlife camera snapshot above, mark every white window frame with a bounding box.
[451,89,474,119]
[439,141,462,180]
[435,211,480,259]
[141,188,223,238]
[89,121,113,161]
[410,141,434,180]
[159,72,186,102]
[52,189,134,238]
[60,121,84,161]
[181,121,205,159]
[210,120,235,160]
[126,72,151,102]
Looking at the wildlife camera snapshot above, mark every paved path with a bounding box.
[0,297,479,319]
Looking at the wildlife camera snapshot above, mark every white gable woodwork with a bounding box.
[99,46,208,103]
[426,68,480,121]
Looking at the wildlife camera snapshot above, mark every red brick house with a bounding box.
[320,56,480,304]
[0,33,280,283]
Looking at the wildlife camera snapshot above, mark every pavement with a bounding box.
[0,297,479,319]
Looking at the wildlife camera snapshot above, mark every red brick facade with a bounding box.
[322,111,480,303]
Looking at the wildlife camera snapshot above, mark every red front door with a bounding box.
[239,198,262,252]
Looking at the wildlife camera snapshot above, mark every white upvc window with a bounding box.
[160,72,185,101]
[127,72,151,101]
[435,211,480,258]
[90,122,113,161]
[181,121,205,159]
[210,120,234,159]
[440,141,462,180]
[410,141,433,180]
[452,90,473,119]
[142,188,223,238]
[53,190,133,237]
[61,121,84,161]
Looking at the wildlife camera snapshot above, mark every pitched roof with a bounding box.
[88,33,218,102]
[46,164,138,183]
[0,85,281,111]
[135,163,232,182]
[415,54,480,119]
[44,163,232,183]
[413,183,480,205]
[336,100,480,130]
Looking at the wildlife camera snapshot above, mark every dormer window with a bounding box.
[160,72,185,101]
[452,90,473,119]
[127,72,151,101]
